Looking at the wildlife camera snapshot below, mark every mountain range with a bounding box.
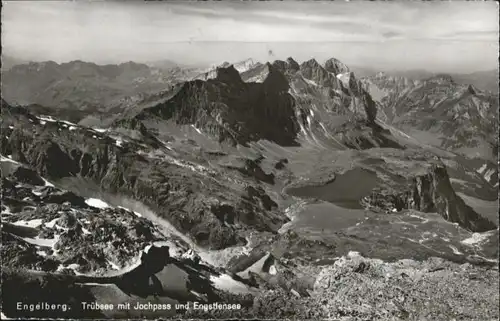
[1,55,498,319]
[340,65,498,94]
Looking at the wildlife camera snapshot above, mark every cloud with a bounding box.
[1,1,498,72]
[382,31,402,39]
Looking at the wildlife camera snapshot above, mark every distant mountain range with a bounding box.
[0,59,205,113]
[350,66,498,93]
[362,72,498,162]
[449,70,499,94]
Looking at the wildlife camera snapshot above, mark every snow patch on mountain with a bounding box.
[210,273,252,295]
[115,138,123,147]
[107,260,121,270]
[85,198,111,209]
[1,155,20,164]
[118,206,142,217]
[336,72,351,87]
[44,218,59,229]
[461,231,495,246]
[448,245,463,255]
[23,234,60,249]
[12,219,44,228]
[37,115,56,123]
[477,164,487,174]
[303,78,318,86]
[191,124,203,135]
[483,169,495,182]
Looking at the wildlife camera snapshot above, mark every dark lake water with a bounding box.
[285,167,379,209]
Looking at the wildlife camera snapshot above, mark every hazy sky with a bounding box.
[2,1,499,72]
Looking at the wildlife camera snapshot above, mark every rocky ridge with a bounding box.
[1,100,287,251]
[361,163,496,232]
[135,64,300,146]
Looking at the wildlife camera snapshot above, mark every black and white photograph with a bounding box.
[1,1,499,319]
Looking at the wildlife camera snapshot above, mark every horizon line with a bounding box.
[2,56,498,74]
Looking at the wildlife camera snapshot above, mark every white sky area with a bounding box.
[2,1,498,72]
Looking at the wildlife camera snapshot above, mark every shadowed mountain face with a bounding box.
[1,56,498,320]
[135,64,300,146]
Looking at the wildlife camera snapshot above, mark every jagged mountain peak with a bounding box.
[299,58,327,75]
[213,58,259,74]
[271,59,298,75]
[466,84,478,95]
[285,57,300,71]
[324,57,350,75]
[240,60,293,86]
[261,62,290,91]
[301,58,321,69]
[233,58,257,70]
[207,61,231,71]
[197,59,258,81]
[298,57,344,90]
[215,64,244,84]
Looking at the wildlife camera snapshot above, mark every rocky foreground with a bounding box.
[184,252,499,320]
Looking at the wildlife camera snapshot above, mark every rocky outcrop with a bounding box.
[166,250,500,320]
[274,158,288,170]
[9,166,46,186]
[349,80,378,124]
[111,117,163,148]
[309,252,499,321]
[219,156,275,185]
[361,164,497,232]
[293,58,378,125]
[1,174,166,274]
